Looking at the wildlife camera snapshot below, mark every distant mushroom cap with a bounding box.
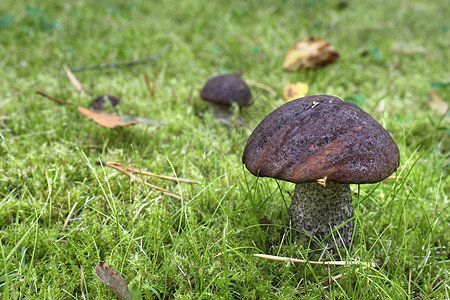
[242,95,399,184]
[200,74,252,107]
[90,95,120,111]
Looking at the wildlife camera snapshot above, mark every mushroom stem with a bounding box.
[289,181,354,251]
[211,103,232,121]
[210,103,241,125]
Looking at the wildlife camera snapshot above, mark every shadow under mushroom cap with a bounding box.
[242,95,400,184]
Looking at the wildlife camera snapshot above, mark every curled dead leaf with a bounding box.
[283,36,339,71]
[95,261,131,300]
[77,106,138,128]
[283,82,309,101]
[36,91,165,128]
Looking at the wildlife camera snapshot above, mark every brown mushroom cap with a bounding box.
[90,95,120,111]
[200,74,252,107]
[242,95,399,184]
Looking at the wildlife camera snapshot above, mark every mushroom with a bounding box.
[242,95,399,251]
[90,95,120,112]
[200,74,252,123]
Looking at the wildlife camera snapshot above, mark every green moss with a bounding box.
[0,0,448,298]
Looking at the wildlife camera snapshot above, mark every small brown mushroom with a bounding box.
[90,95,120,112]
[242,95,399,252]
[200,74,252,123]
[201,74,252,107]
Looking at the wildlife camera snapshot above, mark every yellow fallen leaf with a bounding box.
[283,82,309,101]
[283,36,339,71]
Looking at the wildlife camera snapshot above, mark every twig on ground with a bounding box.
[80,265,86,300]
[144,71,158,96]
[97,161,199,200]
[244,79,278,97]
[36,91,76,106]
[313,266,372,290]
[254,253,377,290]
[70,45,170,72]
[63,65,92,96]
[253,253,377,267]
[62,202,78,231]
[103,161,200,184]
[408,269,412,297]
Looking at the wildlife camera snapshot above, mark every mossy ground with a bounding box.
[0,0,448,298]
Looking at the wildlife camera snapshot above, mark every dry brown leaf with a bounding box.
[283,82,309,101]
[283,36,339,71]
[95,261,131,300]
[36,91,164,128]
[77,106,138,128]
[429,90,448,114]
[63,64,91,96]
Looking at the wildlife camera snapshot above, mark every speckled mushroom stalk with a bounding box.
[289,181,353,250]
[242,95,399,252]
